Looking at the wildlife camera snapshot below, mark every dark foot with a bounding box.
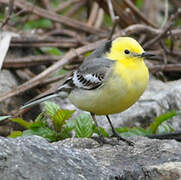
[112,131,134,146]
[92,135,119,146]
[105,115,134,146]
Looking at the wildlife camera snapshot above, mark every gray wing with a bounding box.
[72,57,114,90]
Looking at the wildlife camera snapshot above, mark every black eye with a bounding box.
[124,49,130,54]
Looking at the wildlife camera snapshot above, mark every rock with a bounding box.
[0,69,22,114]
[0,136,181,180]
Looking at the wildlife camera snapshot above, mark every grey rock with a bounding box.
[0,136,106,180]
[0,136,181,180]
[0,70,22,114]
[0,70,17,93]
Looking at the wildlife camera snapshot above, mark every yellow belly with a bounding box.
[69,61,149,115]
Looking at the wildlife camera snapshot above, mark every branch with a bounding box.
[147,131,181,141]
[149,64,181,73]
[122,0,157,28]
[0,0,14,28]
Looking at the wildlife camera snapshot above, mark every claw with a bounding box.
[92,136,119,146]
[112,131,134,146]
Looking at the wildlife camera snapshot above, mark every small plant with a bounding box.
[115,110,177,137]
[5,101,179,142]
[8,101,101,142]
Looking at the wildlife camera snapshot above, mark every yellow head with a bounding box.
[105,37,151,64]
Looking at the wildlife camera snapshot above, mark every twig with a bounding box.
[121,24,181,37]
[87,2,99,26]
[41,0,52,10]
[55,0,80,13]
[94,0,131,27]
[110,0,132,26]
[147,131,181,141]
[122,0,157,28]
[123,24,160,36]
[160,41,168,64]
[3,55,61,68]
[172,0,181,7]
[149,64,181,73]
[106,0,119,40]
[167,50,181,57]
[40,74,71,86]
[94,8,104,28]
[0,0,14,28]
[66,1,85,17]
[43,29,85,45]
[11,35,85,48]
[107,0,115,22]
[108,17,119,40]
[161,0,169,28]
[16,69,34,81]
[11,42,78,48]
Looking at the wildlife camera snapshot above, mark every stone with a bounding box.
[0,136,181,180]
[0,70,22,114]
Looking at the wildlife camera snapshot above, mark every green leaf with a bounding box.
[165,39,171,47]
[59,69,68,75]
[40,47,65,56]
[0,115,11,121]
[30,112,48,128]
[116,127,152,137]
[93,125,109,137]
[24,19,53,30]
[10,118,32,129]
[55,130,72,140]
[22,127,56,142]
[8,131,22,138]
[64,118,76,132]
[156,123,174,134]
[115,127,131,133]
[149,111,177,134]
[75,113,93,138]
[51,0,63,8]
[135,0,143,9]
[104,14,113,27]
[84,51,91,57]
[44,101,60,118]
[52,109,75,132]
[35,112,45,122]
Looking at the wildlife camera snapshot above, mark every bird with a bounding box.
[21,37,154,146]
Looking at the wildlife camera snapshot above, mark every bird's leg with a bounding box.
[91,112,106,145]
[91,113,117,146]
[106,115,134,146]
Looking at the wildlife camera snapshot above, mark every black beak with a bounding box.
[141,52,155,58]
